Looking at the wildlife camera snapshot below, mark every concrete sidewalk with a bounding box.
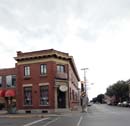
[0,106,88,118]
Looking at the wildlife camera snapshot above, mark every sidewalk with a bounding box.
[0,106,88,118]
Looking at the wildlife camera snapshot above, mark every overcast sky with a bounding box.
[0,0,130,99]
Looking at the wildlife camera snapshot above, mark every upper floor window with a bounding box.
[40,64,47,75]
[24,87,32,105]
[6,75,16,87]
[24,66,30,76]
[0,76,2,87]
[57,65,65,73]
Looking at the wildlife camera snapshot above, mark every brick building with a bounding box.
[0,68,16,111]
[0,49,80,113]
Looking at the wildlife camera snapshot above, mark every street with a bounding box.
[80,104,130,126]
[1,104,130,126]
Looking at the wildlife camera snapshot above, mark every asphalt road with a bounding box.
[1,104,130,126]
[80,104,130,126]
[0,112,83,126]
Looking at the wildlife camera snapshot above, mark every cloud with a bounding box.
[0,0,129,45]
[0,0,130,99]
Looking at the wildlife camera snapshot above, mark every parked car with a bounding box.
[122,101,129,107]
[117,102,122,107]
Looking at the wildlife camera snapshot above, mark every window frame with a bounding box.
[40,64,47,75]
[6,75,16,88]
[39,85,49,106]
[24,66,30,77]
[0,76,2,87]
[57,64,65,73]
[24,87,32,106]
[12,75,16,87]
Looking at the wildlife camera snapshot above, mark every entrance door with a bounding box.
[57,89,66,108]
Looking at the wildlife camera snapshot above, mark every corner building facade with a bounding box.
[14,49,80,113]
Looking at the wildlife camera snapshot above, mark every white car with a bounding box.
[122,101,129,107]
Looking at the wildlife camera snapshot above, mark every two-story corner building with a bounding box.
[14,49,80,113]
[0,68,16,110]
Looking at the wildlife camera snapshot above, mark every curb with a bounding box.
[0,108,84,118]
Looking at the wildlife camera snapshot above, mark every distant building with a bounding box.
[104,95,116,105]
[0,49,80,113]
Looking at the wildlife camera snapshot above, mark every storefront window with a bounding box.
[24,87,32,105]
[40,86,49,105]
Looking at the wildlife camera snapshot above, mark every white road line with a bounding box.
[43,117,60,126]
[77,116,83,126]
[23,118,49,126]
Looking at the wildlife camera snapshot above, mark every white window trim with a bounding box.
[23,84,32,87]
[39,83,49,86]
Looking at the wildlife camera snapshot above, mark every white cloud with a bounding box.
[0,0,130,99]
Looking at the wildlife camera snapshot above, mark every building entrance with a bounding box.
[57,89,66,108]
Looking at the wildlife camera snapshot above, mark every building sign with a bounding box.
[59,85,68,92]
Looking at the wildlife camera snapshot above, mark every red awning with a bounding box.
[0,90,5,97]
[5,90,16,97]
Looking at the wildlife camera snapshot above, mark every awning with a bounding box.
[5,90,16,97]
[0,90,5,97]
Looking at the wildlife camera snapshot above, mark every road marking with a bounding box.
[77,116,83,126]
[43,117,60,126]
[23,118,49,126]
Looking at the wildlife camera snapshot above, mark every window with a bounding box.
[72,90,74,100]
[57,65,65,72]
[0,76,2,87]
[12,75,16,87]
[69,88,71,100]
[24,87,32,105]
[6,75,16,87]
[40,64,47,75]
[40,85,49,105]
[24,66,30,76]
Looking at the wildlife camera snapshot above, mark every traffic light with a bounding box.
[81,91,86,97]
[81,81,84,92]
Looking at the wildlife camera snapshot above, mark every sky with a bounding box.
[0,0,130,100]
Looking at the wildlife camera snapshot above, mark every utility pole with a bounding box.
[81,68,88,112]
[81,68,88,94]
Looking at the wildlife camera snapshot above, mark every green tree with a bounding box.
[106,85,114,96]
[105,80,129,102]
[96,94,104,103]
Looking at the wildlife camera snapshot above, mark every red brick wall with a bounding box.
[68,65,79,108]
[0,49,80,111]
[16,61,56,110]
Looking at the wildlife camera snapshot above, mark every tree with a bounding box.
[106,85,114,97]
[105,80,129,103]
[91,94,105,103]
[96,94,104,103]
